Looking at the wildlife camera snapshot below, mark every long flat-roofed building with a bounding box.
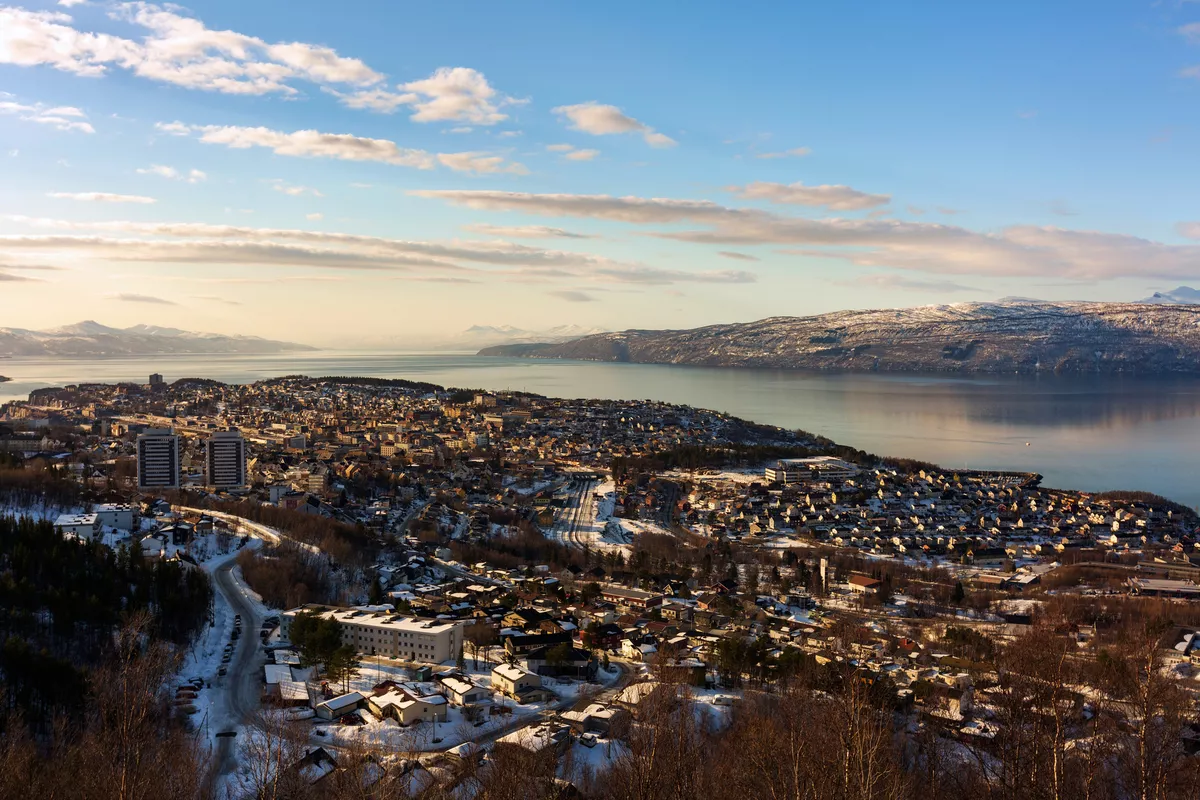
[280,605,464,663]
[765,456,859,484]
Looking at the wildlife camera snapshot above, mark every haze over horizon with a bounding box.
[4,1,1200,346]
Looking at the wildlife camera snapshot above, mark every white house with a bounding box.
[55,513,100,541]
[438,675,488,706]
[491,663,541,699]
[94,503,137,531]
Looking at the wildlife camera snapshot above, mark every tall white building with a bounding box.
[136,428,180,491]
[206,431,247,489]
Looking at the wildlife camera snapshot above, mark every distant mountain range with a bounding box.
[346,324,608,351]
[1141,286,1200,305]
[0,321,315,357]
[479,301,1200,376]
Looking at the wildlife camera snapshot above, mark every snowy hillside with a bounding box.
[480,301,1200,375]
[0,320,315,356]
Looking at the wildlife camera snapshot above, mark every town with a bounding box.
[3,373,1200,798]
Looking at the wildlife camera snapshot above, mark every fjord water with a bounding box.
[3,352,1198,508]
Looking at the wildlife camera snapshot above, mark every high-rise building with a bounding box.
[149,373,165,389]
[206,431,247,489]
[136,428,180,491]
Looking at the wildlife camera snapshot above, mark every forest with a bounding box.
[0,515,213,734]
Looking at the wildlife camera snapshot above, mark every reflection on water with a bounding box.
[1,353,1199,507]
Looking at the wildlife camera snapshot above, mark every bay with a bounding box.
[1,352,1198,508]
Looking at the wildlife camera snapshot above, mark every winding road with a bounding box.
[209,557,265,780]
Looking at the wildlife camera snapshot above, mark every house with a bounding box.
[600,586,664,612]
[367,687,448,725]
[496,722,571,756]
[437,674,488,706]
[284,747,338,786]
[522,644,596,679]
[581,622,624,651]
[560,702,628,734]
[491,663,544,701]
[614,681,666,718]
[315,691,365,721]
[502,630,573,655]
[847,574,882,594]
[94,503,137,531]
[54,513,100,541]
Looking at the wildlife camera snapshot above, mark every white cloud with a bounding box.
[717,251,759,261]
[0,215,732,286]
[436,151,528,175]
[564,148,600,162]
[0,4,383,96]
[137,164,206,182]
[399,67,510,124]
[413,189,1200,282]
[463,224,596,240]
[546,143,575,153]
[269,180,323,197]
[0,98,94,133]
[154,120,190,135]
[333,66,518,124]
[732,181,891,211]
[58,0,88,6]
[552,102,676,147]
[755,147,811,159]
[48,191,156,203]
[193,124,528,175]
[306,213,323,221]
[197,125,437,168]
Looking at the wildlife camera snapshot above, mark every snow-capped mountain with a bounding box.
[480,301,1200,376]
[1141,287,1200,305]
[0,321,315,356]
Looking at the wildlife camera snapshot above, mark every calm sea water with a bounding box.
[2,352,1198,507]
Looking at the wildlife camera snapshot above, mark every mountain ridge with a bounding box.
[0,321,315,357]
[478,301,1200,376]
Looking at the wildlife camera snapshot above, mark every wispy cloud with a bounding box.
[414,189,1200,282]
[137,164,206,183]
[108,292,177,305]
[716,251,759,262]
[830,273,981,293]
[552,102,675,147]
[193,124,526,175]
[548,289,596,302]
[0,97,94,133]
[463,224,596,240]
[732,181,890,211]
[48,191,156,203]
[754,147,811,159]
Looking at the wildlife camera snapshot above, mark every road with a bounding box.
[207,552,265,787]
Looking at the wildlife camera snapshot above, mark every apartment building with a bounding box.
[136,428,180,491]
[206,430,247,489]
[281,605,464,663]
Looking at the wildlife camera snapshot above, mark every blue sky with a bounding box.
[2,0,1200,346]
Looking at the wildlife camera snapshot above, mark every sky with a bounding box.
[3,1,1200,347]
